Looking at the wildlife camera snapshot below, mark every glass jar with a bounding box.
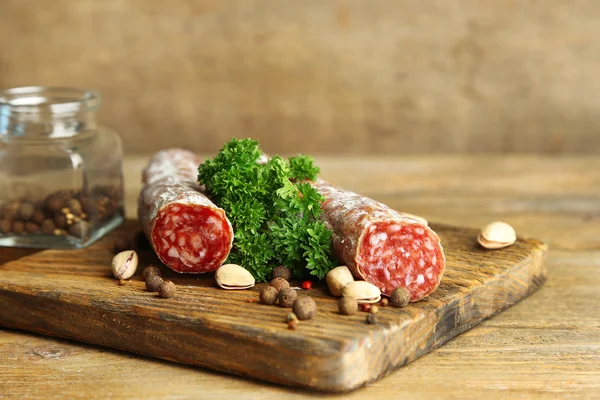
[0,86,124,249]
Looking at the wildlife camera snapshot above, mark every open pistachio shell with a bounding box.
[215,263,255,290]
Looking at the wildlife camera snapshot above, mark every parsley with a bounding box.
[198,138,335,281]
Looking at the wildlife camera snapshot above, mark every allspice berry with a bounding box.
[292,296,316,321]
[12,221,25,234]
[272,265,291,281]
[0,219,10,234]
[338,297,358,315]
[390,287,410,308]
[18,202,35,221]
[54,214,67,229]
[68,220,89,238]
[158,280,176,298]
[67,198,83,216]
[366,313,378,325]
[25,222,40,234]
[145,275,163,292]
[278,288,297,308]
[32,210,46,225]
[143,265,162,279]
[259,286,278,305]
[270,277,290,292]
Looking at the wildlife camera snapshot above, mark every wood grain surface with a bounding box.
[1,1,599,155]
[0,219,547,391]
[1,155,599,399]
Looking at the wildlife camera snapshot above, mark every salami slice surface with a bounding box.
[138,149,233,273]
[312,180,445,301]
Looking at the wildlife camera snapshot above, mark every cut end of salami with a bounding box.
[358,221,444,300]
[151,203,233,273]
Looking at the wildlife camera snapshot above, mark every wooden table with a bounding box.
[1,155,599,399]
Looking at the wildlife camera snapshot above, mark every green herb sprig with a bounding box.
[198,138,335,281]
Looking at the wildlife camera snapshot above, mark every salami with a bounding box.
[138,149,234,273]
[312,180,445,301]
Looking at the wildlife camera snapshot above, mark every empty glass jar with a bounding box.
[0,86,124,248]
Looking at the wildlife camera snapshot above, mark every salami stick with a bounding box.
[138,149,234,273]
[312,180,445,301]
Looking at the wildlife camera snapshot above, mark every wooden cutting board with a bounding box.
[0,220,547,392]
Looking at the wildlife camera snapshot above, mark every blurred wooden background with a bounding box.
[1,0,598,155]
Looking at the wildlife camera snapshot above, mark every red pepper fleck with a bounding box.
[246,298,257,303]
[301,280,312,290]
[361,303,371,312]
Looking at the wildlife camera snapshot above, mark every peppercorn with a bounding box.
[68,220,89,238]
[278,287,297,308]
[380,298,389,307]
[143,265,162,279]
[370,305,379,314]
[25,222,40,234]
[272,265,291,281]
[46,191,69,213]
[158,280,176,298]
[361,303,371,313]
[259,286,278,305]
[270,277,290,292]
[31,210,46,225]
[338,297,358,315]
[0,219,11,234]
[145,275,163,292]
[2,202,19,221]
[292,296,316,321]
[286,313,298,323]
[67,198,83,216]
[366,313,377,325]
[113,237,132,254]
[54,214,67,229]
[390,287,410,308]
[12,221,25,234]
[18,202,35,221]
[301,280,312,290]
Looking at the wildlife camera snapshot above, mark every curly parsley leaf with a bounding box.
[289,155,320,181]
[198,138,335,281]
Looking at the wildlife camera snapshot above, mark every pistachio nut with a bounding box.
[341,281,381,304]
[215,263,255,290]
[478,221,516,249]
[111,250,138,279]
[326,266,354,297]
